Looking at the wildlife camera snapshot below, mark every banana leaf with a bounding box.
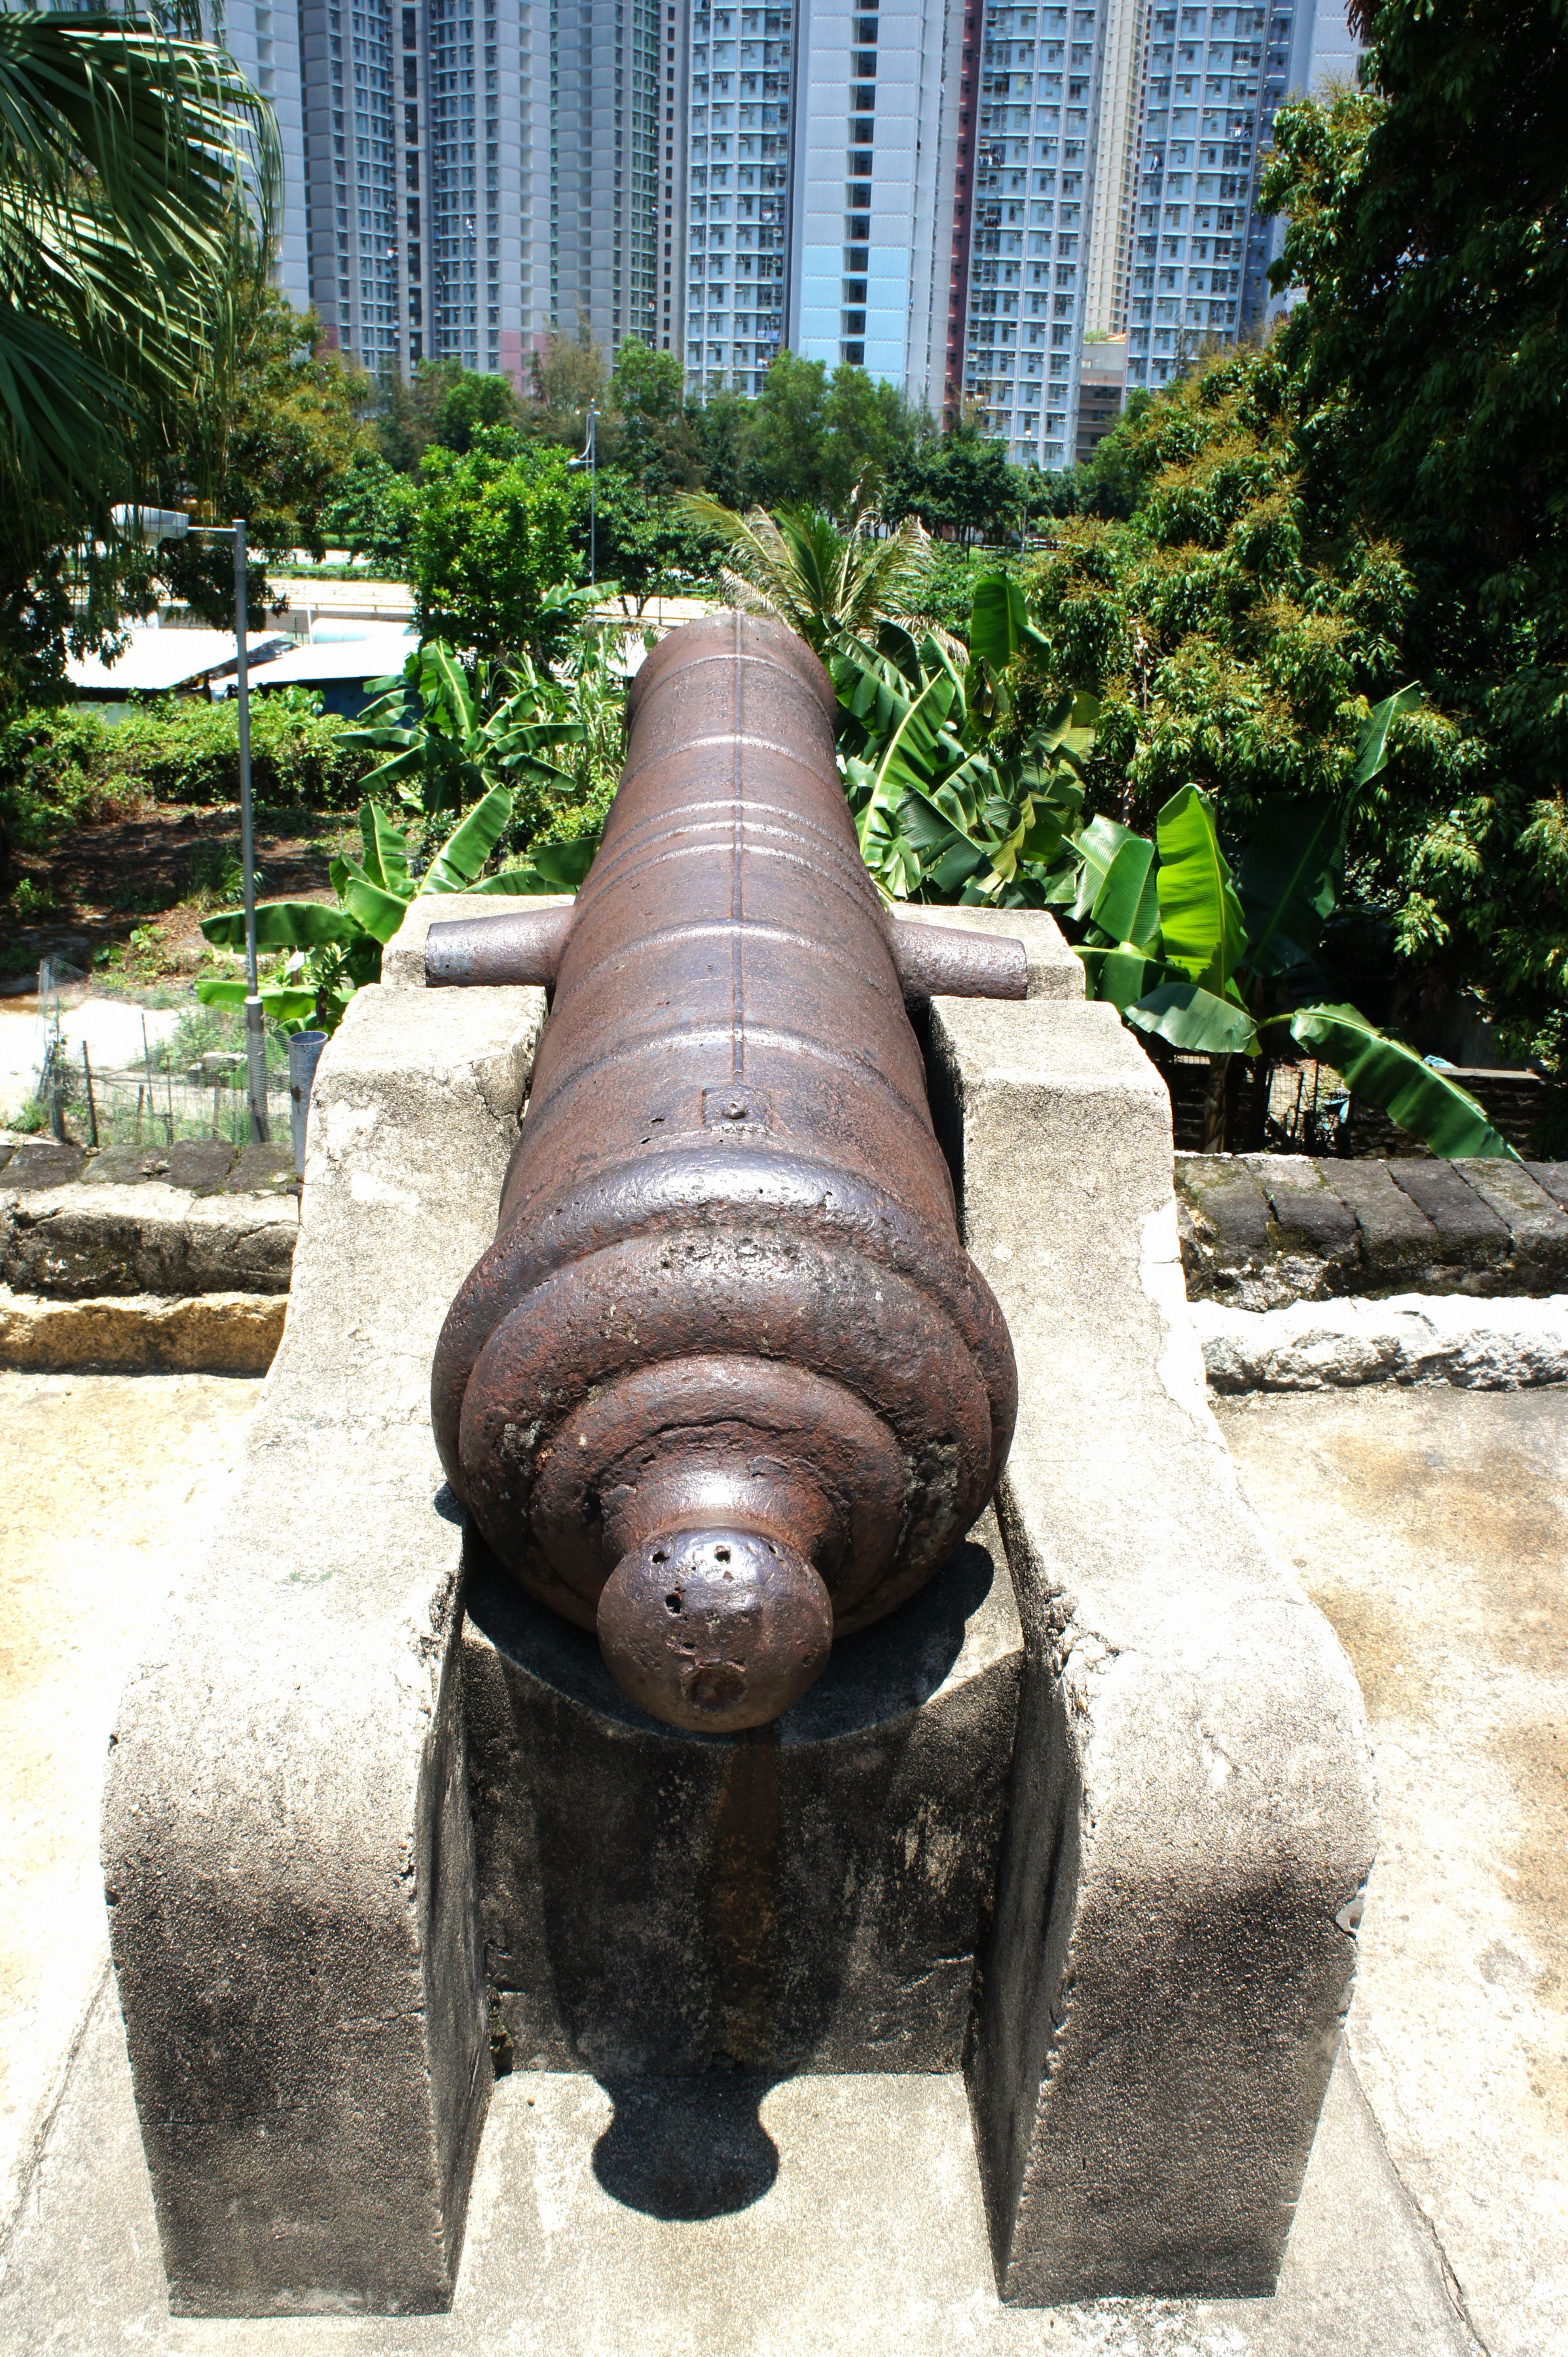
[1078,947,1164,1010]
[1155,784,1248,998]
[968,572,1045,672]
[528,836,599,889]
[194,975,319,1025]
[1070,813,1140,921]
[1091,835,1159,950]
[359,801,410,895]
[422,784,515,892]
[1237,796,1343,976]
[338,860,412,943]
[1353,684,1421,789]
[201,901,360,951]
[464,866,576,897]
[1124,979,1258,1055]
[1276,1004,1515,1158]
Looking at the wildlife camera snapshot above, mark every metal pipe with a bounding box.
[431,614,1019,1735]
[287,1028,328,1180]
[233,519,268,1146]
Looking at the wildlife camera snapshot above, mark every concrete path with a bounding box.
[1218,1387,1568,2357]
[0,995,183,1120]
[2,1374,1560,2349]
[0,1372,261,2230]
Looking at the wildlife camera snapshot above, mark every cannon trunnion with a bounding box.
[428,613,1021,1733]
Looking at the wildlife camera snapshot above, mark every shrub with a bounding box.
[0,689,378,837]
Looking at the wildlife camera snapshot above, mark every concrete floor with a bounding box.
[1216,1387,1568,2357]
[0,1373,1561,2350]
[0,1372,262,2227]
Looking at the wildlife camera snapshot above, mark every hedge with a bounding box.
[0,690,377,828]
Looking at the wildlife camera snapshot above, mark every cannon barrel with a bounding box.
[428,613,1020,1733]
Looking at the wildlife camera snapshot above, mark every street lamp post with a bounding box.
[570,402,598,588]
[111,505,268,1142]
[230,518,268,1145]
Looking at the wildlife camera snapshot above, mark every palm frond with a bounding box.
[674,492,938,654]
[0,12,278,534]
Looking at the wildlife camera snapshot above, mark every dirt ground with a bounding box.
[3,801,354,985]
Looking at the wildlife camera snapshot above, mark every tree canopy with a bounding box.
[411,433,582,657]
[1259,0,1568,1070]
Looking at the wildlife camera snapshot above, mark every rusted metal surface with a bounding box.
[888,919,1026,1007]
[425,904,573,989]
[429,613,1018,1732]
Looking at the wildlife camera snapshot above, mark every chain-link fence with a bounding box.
[29,960,291,1150]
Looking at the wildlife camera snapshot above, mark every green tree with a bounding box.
[736,352,830,508]
[377,358,522,471]
[884,415,1032,543]
[155,280,375,625]
[678,498,935,655]
[320,448,419,572]
[411,432,583,657]
[589,473,718,612]
[1262,3,1568,1072]
[610,338,704,490]
[689,381,751,507]
[529,328,610,450]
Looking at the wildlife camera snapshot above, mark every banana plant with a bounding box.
[830,574,1095,905]
[196,788,596,1037]
[343,640,588,817]
[1072,778,1515,1158]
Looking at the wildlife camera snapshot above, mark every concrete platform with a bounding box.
[0,1980,1470,2356]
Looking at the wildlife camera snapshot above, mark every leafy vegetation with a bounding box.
[680,502,938,657]
[0,12,281,703]
[819,572,1511,1156]
[410,436,587,658]
[196,788,591,1037]
[0,693,375,850]
[1259,0,1568,1079]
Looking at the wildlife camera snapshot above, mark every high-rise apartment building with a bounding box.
[300,0,401,374]
[549,0,664,356]
[301,0,670,382]
[1121,2,1292,394]
[788,0,958,406]
[682,0,797,395]
[270,0,1358,428]
[1082,0,1145,335]
[956,2,1116,470]
[657,1,690,355]
[221,0,312,311]
[62,0,312,315]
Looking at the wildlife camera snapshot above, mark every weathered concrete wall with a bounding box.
[101,978,545,2315]
[465,1513,1021,2080]
[102,896,1376,2320]
[932,991,1377,2307]
[1195,1290,1568,1393]
[0,1287,283,1374]
[1,1139,297,1301]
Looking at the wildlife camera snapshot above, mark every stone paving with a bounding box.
[1178,1153,1568,1307]
[1,1139,297,1371]
[1219,1387,1568,2357]
[1,1370,1563,2348]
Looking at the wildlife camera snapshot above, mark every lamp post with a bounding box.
[111,506,268,1142]
[570,401,598,588]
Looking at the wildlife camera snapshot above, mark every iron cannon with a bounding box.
[427,613,1023,1734]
